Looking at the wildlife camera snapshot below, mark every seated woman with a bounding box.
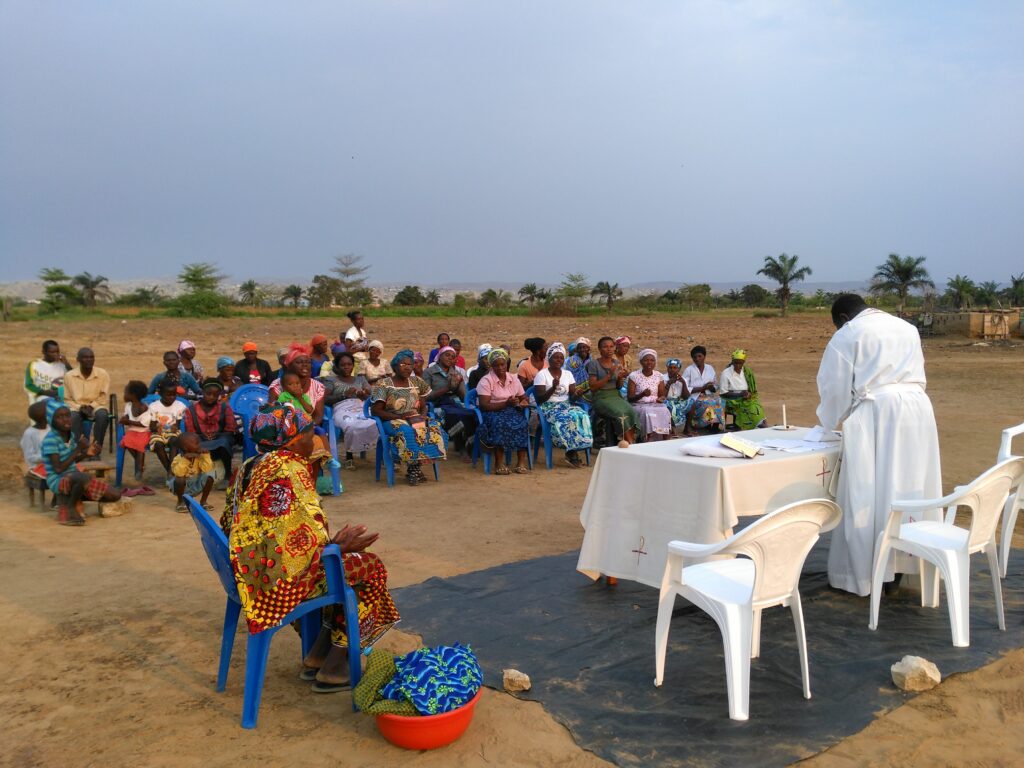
[516,337,547,390]
[476,348,531,474]
[627,349,672,441]
[361,341,393,384]
[41,399,121,525]
[322,352,378,469]
[664,358,693,434]
[269,344,326,425]
[423,345,477,449]
[213,356,241,399]
[682,345,725,432]
[184,380,237,478]
[177,340,205,383]
[533,343,592,468]
[222,404,399,692]
[719,349,768,430]
[614,335,633,374]
[412,352,425,378]
[565,337,592,384]
[586,336,639,445]
[370,350,447,485]
[427,333,451,365]
[310,334,332,378]
[466,343,491,389]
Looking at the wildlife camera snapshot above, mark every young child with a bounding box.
[42,400,119,525]
[168,432,217,512]
[276,371,314,416]
[119,380,150,481]
[142,380,188,475]
[20,400,49,479]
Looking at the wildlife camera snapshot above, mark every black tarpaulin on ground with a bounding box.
[392,537,1024,768]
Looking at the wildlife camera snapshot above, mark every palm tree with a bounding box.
[282,284,304,308]
[1009,273,1024,306]
[518,283,542,305]
[945,274,976,310]
[237,280,263,307]
[869,254,934,315]
[72,272,113,307]
[178,262,225,293]
[478,288,513,308]
[590,281,623,312]
[756,254,812,317]
[977,280,1002,308]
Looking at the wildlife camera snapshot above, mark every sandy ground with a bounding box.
[0,313,1022,767]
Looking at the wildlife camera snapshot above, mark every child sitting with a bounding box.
[277,371,315,416]
[119,380,150,481]
[142,380,188,475]
[21,400,49,479]
[168,432,217,512]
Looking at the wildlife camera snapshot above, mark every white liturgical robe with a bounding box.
[816,308,942,595]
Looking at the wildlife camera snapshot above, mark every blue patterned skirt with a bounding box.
[539,401,593,451]
[478,407,529,450]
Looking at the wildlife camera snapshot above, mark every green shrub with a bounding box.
[165,290,232,318]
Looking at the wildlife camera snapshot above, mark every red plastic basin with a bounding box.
[375,688,483,750]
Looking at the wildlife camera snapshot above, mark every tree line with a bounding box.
[22,252,1023,318]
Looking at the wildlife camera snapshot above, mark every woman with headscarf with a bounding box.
[719,349,767,430]
[221,404,399,691]
[565,337,592,385]
[214,356,241,398]
[423,345,477,450]
[664,357,693,434]
[343,310,369,369]
[270,344,326,425]
[466,343,492,389]
[41,399,121,525]
[361,340,393,384]
[322,351,378,468]
[613,336,633,375]
[411,352,426,378]
[517,337,548,390]
[533,343,592,467]
[476,348,531,474]
[235,342,273,386]
[177,340,205,383]
[627,349,672,441]
[370,350,447,485]
[310,334,332,378]
[682,345,725,432]
[586,336,640,445]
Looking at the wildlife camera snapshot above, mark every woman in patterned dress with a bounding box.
[627,349,672,441]
[533,342,593,467]
[370,349,448,485]
[476,348,532,474]
[221,403,399,692]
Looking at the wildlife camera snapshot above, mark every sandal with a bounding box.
[299,667,320,682]
[495,466,511,476]
[57,507,86,526]
[310,679,351,693]
[513,465,529,474]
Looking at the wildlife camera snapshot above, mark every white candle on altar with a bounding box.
[782,403,788,427]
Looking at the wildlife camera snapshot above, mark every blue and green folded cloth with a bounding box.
[354,643,483,716]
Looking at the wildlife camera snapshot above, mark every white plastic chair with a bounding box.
[869,457,1024,648]
[653,498,841,721]
[997,422,1024,577]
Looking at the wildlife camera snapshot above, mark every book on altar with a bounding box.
[719,434,761,459]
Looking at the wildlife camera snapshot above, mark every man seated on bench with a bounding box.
[65,347,111,450]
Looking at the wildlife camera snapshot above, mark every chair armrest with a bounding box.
[321,543,348,597]
[999,422,1024,462]
[667,538,733,559]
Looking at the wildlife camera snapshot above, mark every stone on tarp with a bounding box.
[99,499,134,518]
[503,668,531,692]
[891,655,941,692]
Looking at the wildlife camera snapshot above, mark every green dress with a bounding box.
[586,359,640,440]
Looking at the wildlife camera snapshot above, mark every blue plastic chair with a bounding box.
[229,384,270,459]
[363,399,441,486]
[466,388,533,474]
[321,406,343,496]
[115,394,189,486]
[183,494,361,728]
[524,385,592,469]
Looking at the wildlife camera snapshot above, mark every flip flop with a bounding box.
[310,679,351,693]
[299,667,320,682]
[137,486,156,496]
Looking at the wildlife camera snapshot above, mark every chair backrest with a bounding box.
[183,494,240,602]
[720,498,841,606]
[230,383,270,414]
[960,458,1024,549]
[465,388,478,408]
[997,422,1024,462]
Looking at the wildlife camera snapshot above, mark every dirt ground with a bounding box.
[0,313,1021,767]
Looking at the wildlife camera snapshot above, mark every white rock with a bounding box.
[891,655,941,692]
[503,668,531,692]
[99,499,133,518]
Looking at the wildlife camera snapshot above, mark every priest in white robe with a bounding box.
[816,294,942,596]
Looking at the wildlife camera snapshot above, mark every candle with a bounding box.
[782,403,788,427]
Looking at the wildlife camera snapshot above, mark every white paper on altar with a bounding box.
[576,427,841,587]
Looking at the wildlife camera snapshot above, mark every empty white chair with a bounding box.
[996,422,1024,577]
[869,457,1024,648]
[653,498,841,721]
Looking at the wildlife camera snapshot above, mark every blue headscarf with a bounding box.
[666,358,682,370]
[216,356,234,370]
[46,398,67,427]
[390,349,415,371]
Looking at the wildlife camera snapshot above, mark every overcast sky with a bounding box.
[1,1,1022,286]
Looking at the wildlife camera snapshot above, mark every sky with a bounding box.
[1,1,1022,287]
